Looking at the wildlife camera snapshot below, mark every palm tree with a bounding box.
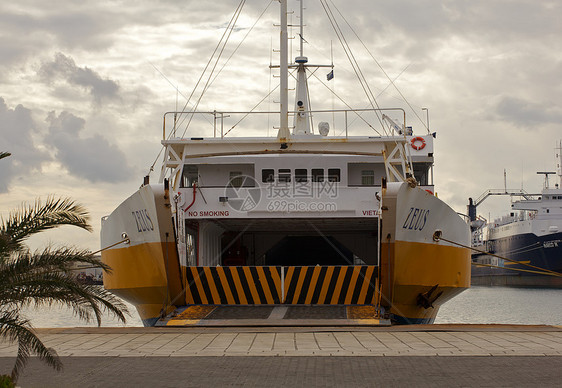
[1,153,128,384]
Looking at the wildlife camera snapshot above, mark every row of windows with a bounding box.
[187,167,375,187]
[182,163,431,188]
[261,168,341,183]
[245,168,376,185]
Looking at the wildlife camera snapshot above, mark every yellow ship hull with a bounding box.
[101,183,184,326]
[101,182,470,326]
[379,182,471,324]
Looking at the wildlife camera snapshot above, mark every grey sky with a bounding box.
[0,0,561,250]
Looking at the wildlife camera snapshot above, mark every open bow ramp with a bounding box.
[154,264,389,327]
[156,305,390,327]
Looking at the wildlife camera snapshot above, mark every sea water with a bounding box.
[18,286,562,328]
[435,286,562,325]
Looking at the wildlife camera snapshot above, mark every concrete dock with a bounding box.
[1,325,561,387]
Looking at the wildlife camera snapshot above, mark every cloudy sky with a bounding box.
[1,0,561,251]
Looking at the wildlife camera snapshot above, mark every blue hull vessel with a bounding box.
[469,141,562,288]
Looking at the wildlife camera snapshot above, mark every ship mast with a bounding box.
[278,0,312,139]
[278,0,290,140]
[293,0,311,135]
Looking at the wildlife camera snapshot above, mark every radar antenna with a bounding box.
[537,171,557,189]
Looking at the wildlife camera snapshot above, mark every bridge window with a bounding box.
[347,163,384,186]
[312,168,324,182]
[181,164,198,188]
[262,169,274,183]
[229,171,244,187]
[328,169,341,182]
[295,169,308,182]
[278,169,291,183]
[413,162,430,186]
[361,170,375,186]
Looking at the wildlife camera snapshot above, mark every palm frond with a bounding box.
[0,249,128,325]
[0,196,92,254]
[2,246,112,273]
[0,152,11,160]
[0,310,62,383]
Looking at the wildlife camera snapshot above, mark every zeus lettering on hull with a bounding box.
[132,209,155,233]
[402,207,429,231]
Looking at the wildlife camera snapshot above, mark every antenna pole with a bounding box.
[299,0,304,57]
[556,140,562,188]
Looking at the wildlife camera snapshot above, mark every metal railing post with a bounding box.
[213,110,217,138]
[345,110,348,138]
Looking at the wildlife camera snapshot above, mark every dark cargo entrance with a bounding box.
[264,236,353,266]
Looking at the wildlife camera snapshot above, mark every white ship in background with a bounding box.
[469,141,562,287]
[100,0,470,326]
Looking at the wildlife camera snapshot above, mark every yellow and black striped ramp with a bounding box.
[184,265,378,306]
[185,266,282,305]
[283,266,377,305]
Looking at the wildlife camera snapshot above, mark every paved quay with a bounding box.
[1,324,561,387]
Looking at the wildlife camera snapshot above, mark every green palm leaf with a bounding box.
[0,196,128,382]
[0,152,11,160]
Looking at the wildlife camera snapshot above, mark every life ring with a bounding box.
[410,136,426,150]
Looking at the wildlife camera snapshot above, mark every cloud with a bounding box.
[39,53,119,103]
[495,96,562,127]
[0,97,49,193]
[45,111,131,183]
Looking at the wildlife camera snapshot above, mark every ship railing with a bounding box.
[473,188,539,208]
[456,212,470,223]
[162,108,406,140]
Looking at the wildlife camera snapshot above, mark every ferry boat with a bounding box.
[469,141,562,288]
[100,0,470,326]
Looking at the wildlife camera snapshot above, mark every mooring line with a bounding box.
[433,232,562,277]
[91,237,130,256]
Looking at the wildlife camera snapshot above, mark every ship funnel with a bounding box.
[467,197,476,222]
